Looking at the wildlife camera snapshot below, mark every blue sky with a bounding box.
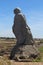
[0,0,43,38]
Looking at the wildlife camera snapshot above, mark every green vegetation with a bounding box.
[33,46,43,62]
[39,46,43,52]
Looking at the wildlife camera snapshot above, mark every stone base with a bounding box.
[10,44,40,61]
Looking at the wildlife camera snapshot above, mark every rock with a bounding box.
[9,7,40,61]
[10,44,39,61]
[12,45,39,61]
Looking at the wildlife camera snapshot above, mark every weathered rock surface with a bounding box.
[10,8,40,61]
[10,44,40,61]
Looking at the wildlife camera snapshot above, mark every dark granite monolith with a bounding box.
[10,8,40,61]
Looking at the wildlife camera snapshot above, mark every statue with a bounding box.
[9,8,40,61]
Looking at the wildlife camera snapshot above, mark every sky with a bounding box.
[0,0,43,38]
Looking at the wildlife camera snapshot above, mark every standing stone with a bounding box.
[9,8,40,61]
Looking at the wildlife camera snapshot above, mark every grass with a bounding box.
[39,46,43,52]
[0,38,43,63]
[37,46,43,62]
[0,56,11,65]
[0,47,43,62]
